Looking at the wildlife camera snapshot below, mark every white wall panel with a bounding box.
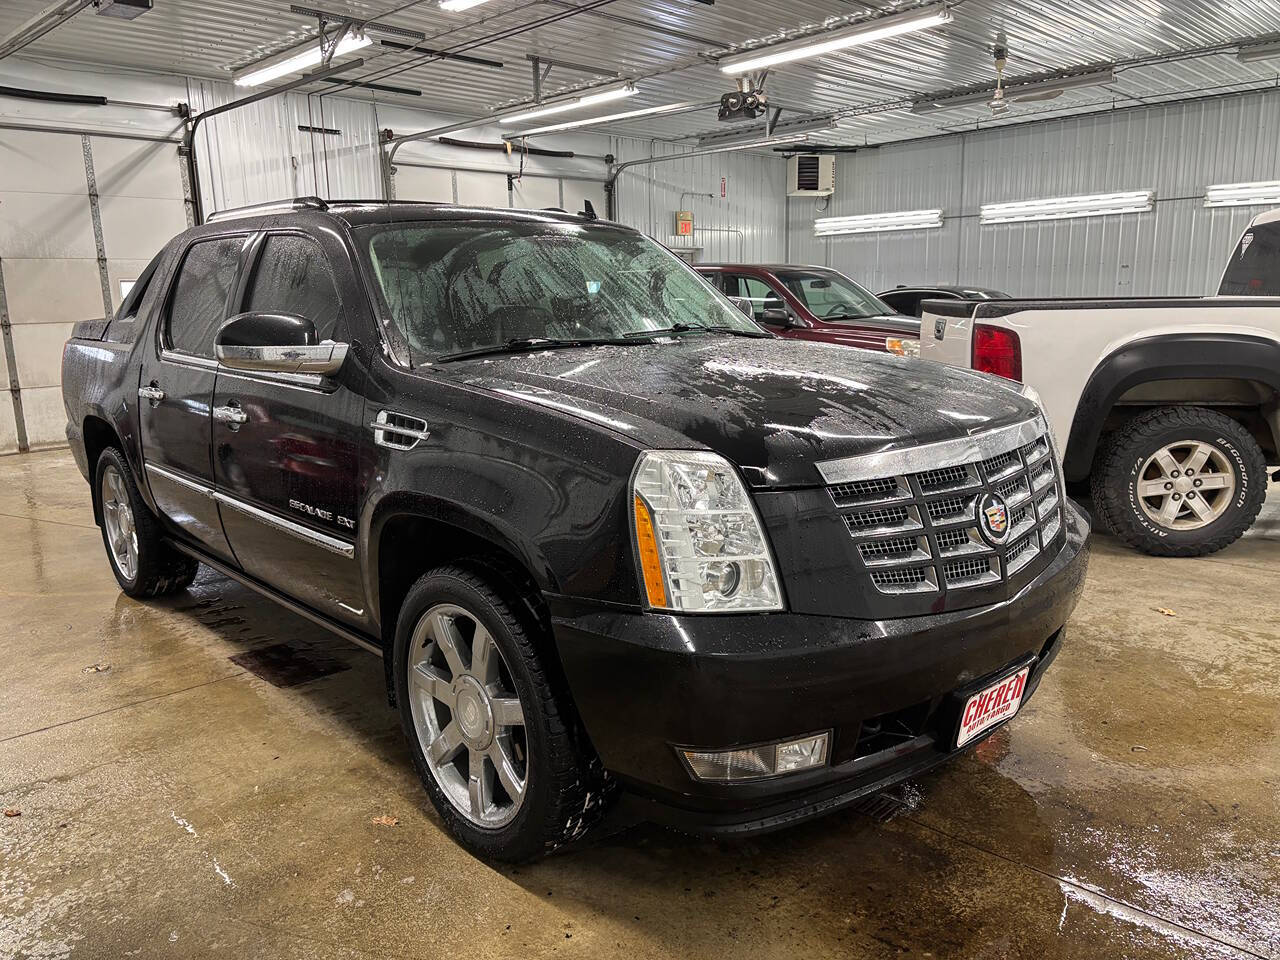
[394,166,455,203]
[788,88,1280,297]
[19,386,68,449]
[562,179,607,218]
[0,190,95,260]
[512,176,561,210]
[0,394,15,453]
[11,322,74,389]
[455,170,510,207]
[2,259,101,325]
[98,195,189,261]
[611,137,787,263]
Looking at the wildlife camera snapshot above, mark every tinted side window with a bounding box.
[245,234,343,340]
[727,274,785,322]
[1219,222,1280,296]
[166,237,245,357]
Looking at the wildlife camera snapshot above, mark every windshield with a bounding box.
[356,220,759,361]
[1219,220,1280,296]
[775,270,894,320]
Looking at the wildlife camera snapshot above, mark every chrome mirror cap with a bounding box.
[216,341,348,376]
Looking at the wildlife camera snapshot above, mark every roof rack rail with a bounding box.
[205,196,329,223]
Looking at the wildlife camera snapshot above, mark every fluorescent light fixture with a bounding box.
[695,132,813,155]
[911,68,1115,114]
[234,30,371,87]
[697,114,835,148]
[719,7,952,75]
[981,191,1154,225]
[510,100,706,136]
[440,0,492,10]
[1237,39,1280,63]
[814,209,943,236]
[1205,180,1280,208]
[497,84,636,125]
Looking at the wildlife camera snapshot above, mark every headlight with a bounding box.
[631,450,783,612]
[1018,383,1058,452]
[885,336,920,358]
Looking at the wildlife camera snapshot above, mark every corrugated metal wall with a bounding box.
[612,138,787,263]
[788,88,1280,297]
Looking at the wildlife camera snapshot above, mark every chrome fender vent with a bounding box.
[370,410,430,450]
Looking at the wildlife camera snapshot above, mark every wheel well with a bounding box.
[1096,379,1279,463]
[376,514,549,647]
[82,416,120,523]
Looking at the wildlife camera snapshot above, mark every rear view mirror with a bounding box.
[728,296,755,318]
[215,312,347,376]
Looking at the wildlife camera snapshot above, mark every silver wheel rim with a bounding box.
[1137,439,1236,531]
[407,603,528,829]
[101,464,139,581]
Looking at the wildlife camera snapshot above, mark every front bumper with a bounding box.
[550,498,1090,835]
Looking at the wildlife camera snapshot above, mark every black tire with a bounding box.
[94,447,199,597]
[1090,407,1268,557]
[393,563,612,862]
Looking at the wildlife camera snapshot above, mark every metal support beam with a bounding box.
[0,259,28,453]
[183,60,363,224]
[0,0,92,61]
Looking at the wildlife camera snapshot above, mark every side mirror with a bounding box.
[760,306,793,326]
[727,296,755,318]
[215,312,347,376]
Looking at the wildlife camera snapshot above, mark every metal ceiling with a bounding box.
[2,0,1278,147]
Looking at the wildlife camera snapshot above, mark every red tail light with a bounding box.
[972,324,1022,382]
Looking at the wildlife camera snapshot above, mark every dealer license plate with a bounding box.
[956,665,1031,748]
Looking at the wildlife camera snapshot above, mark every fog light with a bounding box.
[681,732,829,782]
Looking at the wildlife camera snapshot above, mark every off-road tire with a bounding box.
[393,563,612,862]
[94,447,199,596]
[1091,407,1267,557]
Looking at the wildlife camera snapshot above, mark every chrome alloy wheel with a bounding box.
[407,604,528,828]
[1137,440,1236,531]
[101,464,138,581]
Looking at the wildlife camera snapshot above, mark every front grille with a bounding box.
[827,424,1065,598]
[830,476,907,506]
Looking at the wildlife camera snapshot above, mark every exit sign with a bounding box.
[674,210,694,237]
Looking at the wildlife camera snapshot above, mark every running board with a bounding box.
[166,539,383,659]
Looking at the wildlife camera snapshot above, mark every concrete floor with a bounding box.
[1,449,1277,960]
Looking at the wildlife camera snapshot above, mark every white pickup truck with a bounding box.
[921,207,1280,557]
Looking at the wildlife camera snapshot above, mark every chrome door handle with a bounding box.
[212,404,248,426]
[138,385,165,403]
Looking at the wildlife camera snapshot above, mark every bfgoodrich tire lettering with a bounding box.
[392,563,613,862]
[1091,407,1268,557]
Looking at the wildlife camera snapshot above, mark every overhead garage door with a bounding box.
[0,129,188,453]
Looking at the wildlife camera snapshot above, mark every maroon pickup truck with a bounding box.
[696,264,921,355]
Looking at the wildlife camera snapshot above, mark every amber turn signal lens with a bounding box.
[633,494,669,608]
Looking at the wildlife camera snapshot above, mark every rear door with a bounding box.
[138,233,248,562]
[210,230,369,626]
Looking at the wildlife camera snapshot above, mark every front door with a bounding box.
[210,231,368,626]
[138,233,248,563]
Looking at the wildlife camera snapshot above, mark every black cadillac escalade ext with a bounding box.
[62,198,1089,862]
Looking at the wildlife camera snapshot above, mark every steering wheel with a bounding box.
[821,303,854,318]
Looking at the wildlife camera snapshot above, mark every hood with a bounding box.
[447,336,1038,488]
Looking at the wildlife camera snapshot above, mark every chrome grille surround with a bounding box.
[818,419,1066,597]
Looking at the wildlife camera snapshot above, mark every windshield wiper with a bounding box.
[623,322,703,339]
[437,337,629,363]
[623,322,770,340]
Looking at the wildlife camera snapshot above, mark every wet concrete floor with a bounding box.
[1,448,1277,959]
